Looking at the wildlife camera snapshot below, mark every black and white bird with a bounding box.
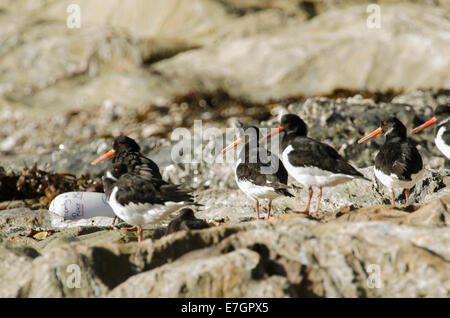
[358,117,423,206]
[259,114,368,215]
[91,135,162,179]
[103,163,197,242]
[165,208,209,235]
[411,104,450,159]
[222,123,293,220]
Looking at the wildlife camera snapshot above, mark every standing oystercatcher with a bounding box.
[358,117,423,206]
[411,104,450,159]
[222,123,293,220]
[259,114,368,215]
[103,162,196,242]
[91,136,162,179]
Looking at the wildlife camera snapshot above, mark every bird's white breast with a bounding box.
[108,186,189,225]
[234,158,281,200]
[105,170,117,181]
[281,145,355,188]
[435,126,450,159]
[373,167,423,190]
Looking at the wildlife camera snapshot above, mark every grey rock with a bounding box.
[0,243,138,297]
[152,4,450,103]
[1,201,449,297]
[2,90,449,188]
[333,194,450,227]
[107,216,450,297]
[218,0,450,16]
[0,0,450,299]
[0,3,448,118]
[0,209,58,238]
[108,248,268,297]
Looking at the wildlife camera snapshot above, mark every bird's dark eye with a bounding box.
[117,143,122,147]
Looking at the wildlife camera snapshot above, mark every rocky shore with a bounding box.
[0,1,449,297]
[1,90,450,297]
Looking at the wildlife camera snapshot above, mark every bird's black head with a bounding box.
[108,162,127,180]
[102,162,127,196]
[380,117,407,139]
[179,208,195,219]
[222,122,261,154]
[435,104,450,125]
[358,117,407,144]
[280,114,308,136]
[91,136,140,165]
[410,104,450,135]
[236,121,261,144]
[113,136,140,152]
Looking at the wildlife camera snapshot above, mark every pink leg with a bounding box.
[391,190,395,206]
[405,188,410,206]
[266,200,272,219]
[122,225,137,231]
[137,225,143,243]
[314,187,322,213]
[304,187,313,214]
[255,200,262,220]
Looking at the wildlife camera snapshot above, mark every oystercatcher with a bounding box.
[259,114,368,215]
[411,104,450,159]
[165,208,209,235]
[222,122,293,220]
[358,117,423,206]
[91,136,162,179]
[103,163,197,242]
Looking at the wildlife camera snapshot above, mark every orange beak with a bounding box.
[258,126,284,144]
[91,149,116,165]
[358,127,383,144]
[222,137,242,153]
[411,117,437,134]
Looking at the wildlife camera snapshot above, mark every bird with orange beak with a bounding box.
[103,163,197,243]
[411,104,450,159]
[358,117,423,206]
[222,122,293,220]
[91,136,163,229]
[260,114,367,215]
[91,136,162,180]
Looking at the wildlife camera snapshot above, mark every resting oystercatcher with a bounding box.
[103,163,197,242]
[358,117,423,206]
[222,122,293,220]
[411,104,450,159]
[165,208,209,235]
[259,114,368,215]
[91,136,162,179]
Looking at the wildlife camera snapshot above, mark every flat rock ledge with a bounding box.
[0,194,449,297]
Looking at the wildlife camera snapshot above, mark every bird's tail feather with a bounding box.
[276,187,294,197]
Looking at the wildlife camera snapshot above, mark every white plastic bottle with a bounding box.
[49,192,115,220]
